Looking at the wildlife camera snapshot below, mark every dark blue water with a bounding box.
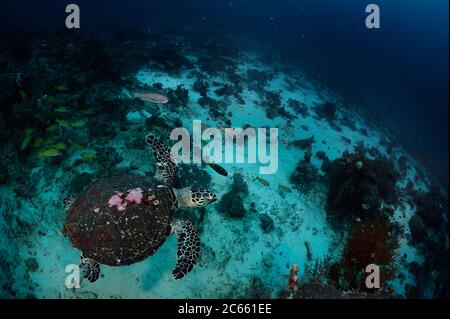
[2,0,447,187]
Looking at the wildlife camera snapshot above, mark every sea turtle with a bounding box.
[62,135,217,282]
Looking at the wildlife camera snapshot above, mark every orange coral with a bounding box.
[287,264,300,291]
[342,218,398,292]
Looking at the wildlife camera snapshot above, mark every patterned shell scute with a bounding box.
[63,175,175,266]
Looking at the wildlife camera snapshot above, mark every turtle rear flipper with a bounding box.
[172,220,200,280]
[145,135,177,185]
[80,254,101,283]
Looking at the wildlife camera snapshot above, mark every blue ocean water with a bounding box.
[0,1,448,299]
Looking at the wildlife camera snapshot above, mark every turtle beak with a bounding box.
[210,194,217,203]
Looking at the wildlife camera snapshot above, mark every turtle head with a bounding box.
[175,187,217,208]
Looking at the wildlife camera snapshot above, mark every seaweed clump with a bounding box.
[261,90,295,123]
[198,96,227,120]
[166,85,189,110]
[290,151,320,192]
[192,79,209,97]
[148,47,192,73]
[286,98,309,118]
[217,173,249,219]
[217,192,246,218]
[315,101,337,121]
[289,136,315,151]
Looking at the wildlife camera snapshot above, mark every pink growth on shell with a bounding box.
[108,194,127,211]
[108,188,144,212]
[108,194,123,207]
[125,187,143,204]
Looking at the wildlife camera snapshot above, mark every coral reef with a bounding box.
[290,152,320,192]
[148,47,192,73]
[289,136,315,151]
[192,79,209,97]
[217,192,246,218]
[166,85,189,110]
[341,218,398,292]
[315,101,337,121]
[406,187,449,298]
[0,28,447,299]
[198,96,228,120]
[286,98,309,118]
[324,148,400,225]
[292,282,397,299]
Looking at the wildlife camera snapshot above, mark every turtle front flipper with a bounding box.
[145,135,177,185]
[172,220,200,280]
[63,194,76,210]
[80,254,101,283]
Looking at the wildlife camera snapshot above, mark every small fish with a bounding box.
[56,119,71,129]
[53,142,67,150]
[81,108,95,115]
[278,184,292,193]
[256,176,270,186]
[46,123,59,133]
[132,91,169,104]
[32,138,44,148]
[53,107,69,113]
[80,152,97,159]
[44,95,55,103]
[70,143,85,150]
[37,149,61,158]
[24,128,35,136]
[42,138,55,146]
[206,163,228,177]
[54,84,67,92]
[71,120,86,128]
[21,134,33,151]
